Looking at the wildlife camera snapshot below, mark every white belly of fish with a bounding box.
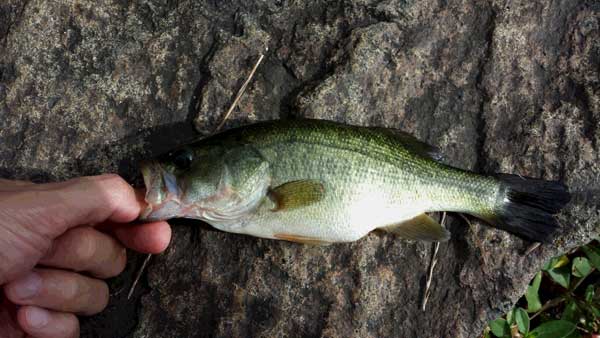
[211,182,426,243]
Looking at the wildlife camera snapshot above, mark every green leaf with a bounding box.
[561,301,579,323]
[571,257,592,278]
[585,284,595,303]
[515,307,530,334]
[543,256,569,270]
[489,318,510,338]
[582,245,600,269]
[547,265,571,288]
[542,257,556,271]
[527,320,576,338]
[526,272,543,313]
[564,332,582,338]
[506,308,514,325]
[584,302,600,318]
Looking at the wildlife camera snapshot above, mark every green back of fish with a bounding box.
[196,119,499,218]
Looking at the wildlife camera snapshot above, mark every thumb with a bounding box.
[0,174,143,239]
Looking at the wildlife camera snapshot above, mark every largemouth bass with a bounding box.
[140,119,570,244]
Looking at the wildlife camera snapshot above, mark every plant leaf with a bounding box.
[506,308,515,325]
[582,245,600,269]
[543,256,569,270]
[589,304,600,318]
[561,301,579,323]
[564,332,582,338]
[572,257,592,278]
[547,265,571,289]
[490,318,510,338]
[526,272,543,313]
[515,307,530,334]
[542,257,557,271]
[527,320,577,338]
[585,284,595,303]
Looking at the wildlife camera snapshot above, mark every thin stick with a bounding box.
[127,51,266,301]
[524,242,541,256]
[127,253,153,300]
[421,212,446,311]
[529,296,565,320]
[570,267,596,292]
[213,51,267,133]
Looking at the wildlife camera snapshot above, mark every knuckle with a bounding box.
[97,281,109,310]
[101,174,129,189]
[64,314,81,338]
[103,175,132,195]
[61,276,81,303]
[64,276,109,316]
[98,243,127,278]
[81,280,109,316]
[102,176,134,206]
[112,247,127,276]
[72,228,97,264]
[50,311,81,338]
[74,174,132,200]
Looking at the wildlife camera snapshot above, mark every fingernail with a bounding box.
[10,272,42,300]
[25,306,49,328]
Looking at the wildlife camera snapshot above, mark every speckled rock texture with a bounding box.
[1,0,598,337]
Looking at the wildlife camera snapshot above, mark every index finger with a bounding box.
[3,174,144,238]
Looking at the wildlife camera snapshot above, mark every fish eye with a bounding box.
[172,149,194,170]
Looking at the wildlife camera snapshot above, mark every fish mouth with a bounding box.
[139,160,184,221]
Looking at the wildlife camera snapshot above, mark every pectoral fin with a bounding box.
[269,180,325,211]
[380,214,450,242]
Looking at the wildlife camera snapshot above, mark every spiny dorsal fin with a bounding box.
[370,127,443,162]
[269,180,325,211]
[380,214,450,242]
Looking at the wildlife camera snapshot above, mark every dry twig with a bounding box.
[524,242,541,256]
[421,212,446,311]
[127,253,153,299]
[214,50,267,133]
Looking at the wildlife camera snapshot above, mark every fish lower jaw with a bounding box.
[140,194,191,221]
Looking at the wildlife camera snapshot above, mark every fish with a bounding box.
[139,119,570,244]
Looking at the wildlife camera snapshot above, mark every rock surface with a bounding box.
[1,0,598,337]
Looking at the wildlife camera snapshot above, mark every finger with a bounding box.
[39,227,127,278]
[113,221,172,254]
[0,179,36,190]
[3,174,143,238]
[0,295,21,337]
[0,179,75,191]
[17,306,79,338]
[4,269,109,316]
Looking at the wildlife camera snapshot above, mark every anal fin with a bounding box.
[380,214,450,242]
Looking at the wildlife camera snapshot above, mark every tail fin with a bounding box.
[489,174,571,243]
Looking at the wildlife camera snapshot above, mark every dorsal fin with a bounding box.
[370,127,443,162]
[379,214,450,242]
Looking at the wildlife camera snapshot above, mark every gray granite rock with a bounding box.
[0,0,598,337]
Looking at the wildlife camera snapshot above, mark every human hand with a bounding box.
[0,174,171,338]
